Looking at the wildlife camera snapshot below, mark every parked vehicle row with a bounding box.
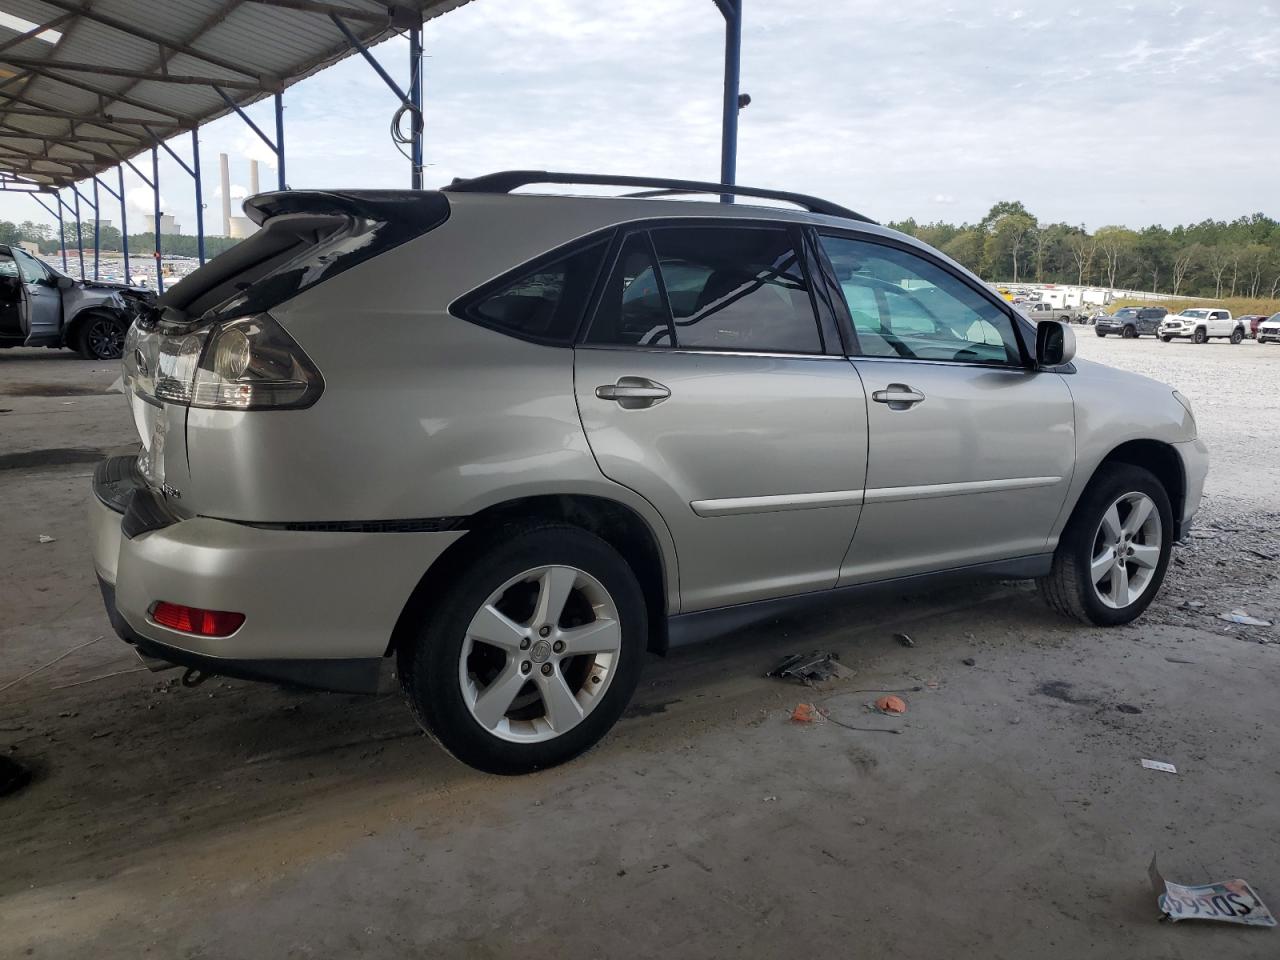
[89,172,1207,773]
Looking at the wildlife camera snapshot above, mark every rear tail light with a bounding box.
[127,312,323,411]
[151,602,246,637]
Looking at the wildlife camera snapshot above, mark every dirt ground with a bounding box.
[1,334,1277,959]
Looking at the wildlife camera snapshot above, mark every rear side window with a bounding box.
[465,242,607,344]
[587,225,823,354]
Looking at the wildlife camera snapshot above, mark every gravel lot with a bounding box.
[1,336,1277,959]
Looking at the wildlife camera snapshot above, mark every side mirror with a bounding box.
[55,275,75,290]
[1036,320,1076,367]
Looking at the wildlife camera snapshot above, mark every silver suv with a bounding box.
[89,172,1208,773]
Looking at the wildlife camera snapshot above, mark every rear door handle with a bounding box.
[596,376,671,409]
[871,383,925,410]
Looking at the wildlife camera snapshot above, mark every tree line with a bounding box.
[886,202,1280,299]
[0,219,239,262]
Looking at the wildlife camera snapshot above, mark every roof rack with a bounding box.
[443,171,876,224]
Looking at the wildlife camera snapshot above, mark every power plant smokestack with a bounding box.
[219,152,232,237]
[249,159,260,196]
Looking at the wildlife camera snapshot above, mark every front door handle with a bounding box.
[871,383,925,410]
[596,376,671,410]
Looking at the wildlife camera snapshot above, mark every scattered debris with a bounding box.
[763,795,778,803]
[37,534,55,544]
[1180,600,1205,610]
[767,651,846,685]
[1219,610,1272,627]
[1116,704,1142,714]
[1037,680,1096,706]
[0,636,103,694]
[1245,549,1278,562]
[961,657,976,667]
[895,632,915,648]
[0,756,30,797]
[1149,855,1276,927]
[1165,656,1196,664]
[851,816,868,826]
[1141,759,1177,774]
[873,695,907,715]
[789,701,903,734]
[790,702,825,724]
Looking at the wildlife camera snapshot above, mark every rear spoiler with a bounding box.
[242,189,450,228]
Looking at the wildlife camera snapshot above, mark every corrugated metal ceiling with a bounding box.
[0,0,472,188]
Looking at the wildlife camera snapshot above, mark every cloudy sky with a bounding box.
[4,0,1278,234]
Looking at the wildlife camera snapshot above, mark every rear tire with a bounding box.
[1192,327,1208,344]
[1037,464,1173,626]
[398,524,647,775]
[1230,328,1243,344]
[75,313,127,360]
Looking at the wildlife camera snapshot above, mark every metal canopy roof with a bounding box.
[0,0,470,188]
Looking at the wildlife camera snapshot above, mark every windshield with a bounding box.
[1180,309,1209,319]
[1115,308,1137,318]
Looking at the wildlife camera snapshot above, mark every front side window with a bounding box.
[587,225,823,354]
[465,241,607,344]
[12,248,48,284]
[819,235,1022,365]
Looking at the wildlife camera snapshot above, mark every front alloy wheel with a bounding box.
[398,524,646,774]
[1037,464,1173,626]
[78,314,126,360]
[1192,327,1208,344]
[1089,492,1162,609]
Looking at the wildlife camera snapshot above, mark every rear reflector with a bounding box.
[151,601,245,637]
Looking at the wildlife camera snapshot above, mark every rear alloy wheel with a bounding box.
[76,313,127,360]
[1192,327,1208,344]
[1037,464,1172,626]
[1122,325,1137,339]
[1230,328,1243,344]
[399,525,646,774]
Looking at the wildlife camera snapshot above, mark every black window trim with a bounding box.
[449,228,618,347]
[577,216,839,358]
[809,226,1035,369]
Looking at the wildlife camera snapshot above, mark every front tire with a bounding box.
[1122,325,1136,339]
[398,525,647,774]
[1096,330,1107,338]
[75,313,127,360]
[1192,327,1208,344]
[1037,464,1172,626]
[1160,335,1172,343]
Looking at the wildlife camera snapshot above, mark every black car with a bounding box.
[1095,306,1168,339]
[0,245,154,360]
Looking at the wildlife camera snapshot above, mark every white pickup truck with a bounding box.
[1158,308,1243,344]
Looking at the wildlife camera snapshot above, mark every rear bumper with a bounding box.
[89,459,466,692]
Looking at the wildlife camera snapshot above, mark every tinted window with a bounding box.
[820,235,1022,365]
[588,233,672,346]
[469,242,606,343]
[12,248,47,284]
[0,254,19,279]
[588,226,823,354]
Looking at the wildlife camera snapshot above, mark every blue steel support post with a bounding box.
[55,190,67,271]
[409,23,424,189]
[715,0,742,201]
[152,145,163,295]
[92,176,100,280]
[192,129,206,265]
[274,93,286,190]
[72,186,84,278]
[118,166,130,281]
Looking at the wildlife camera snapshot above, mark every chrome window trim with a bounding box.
[575,343,847,361]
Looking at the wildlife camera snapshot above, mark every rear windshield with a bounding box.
[161,191,450,322]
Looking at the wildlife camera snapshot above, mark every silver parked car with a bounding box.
[89,172,1208,773]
